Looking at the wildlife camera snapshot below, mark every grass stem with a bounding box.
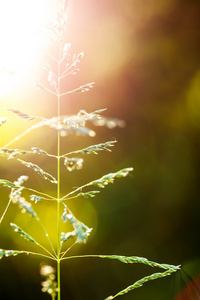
[57,44,62,300]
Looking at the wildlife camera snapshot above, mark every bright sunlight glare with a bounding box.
[0,0,56,98]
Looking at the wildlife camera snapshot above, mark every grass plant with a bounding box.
[0,1,179,299]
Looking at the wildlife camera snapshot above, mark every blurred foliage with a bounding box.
[1,0,200,299]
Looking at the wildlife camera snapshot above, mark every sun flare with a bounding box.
[0,0,56,98]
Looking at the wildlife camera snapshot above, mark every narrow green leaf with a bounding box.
[65,82,95,94]
[31,147,48,155]
[0,179,19,189]
[104,269,178,300]
[0,147,30,159]
[98,255,180,271]
[6,108,36,121]
[0,249,22,259]
[62,168,133,200]
[31,147,56,158]
[91,168,133,188]
[10,223,36,243]
[64,140,117,156]
[76,191,100,198]
[20,161,57,183]
[95,254,180,300]
[41,171,58,183]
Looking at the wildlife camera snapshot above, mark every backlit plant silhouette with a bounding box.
[0,1,179,299]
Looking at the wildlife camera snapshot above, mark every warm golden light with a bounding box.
[0,0,55,98]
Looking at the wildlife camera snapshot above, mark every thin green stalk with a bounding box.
[57,116,61,299]
[3,121,42,148]
[60,182,90,201]
[60,241,77,259]
[36,217,57,257]
[57,259,61,300]
[2,249,56,260]
[35,239,55,259]
[57,48,62,300]
[24,187,56,200]
[0,197,12,224]
[61,254,103,261]
[26,251,56,260]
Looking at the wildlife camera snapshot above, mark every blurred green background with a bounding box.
[1,0,200,299]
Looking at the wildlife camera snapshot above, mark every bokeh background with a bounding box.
[1,0,200,299]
